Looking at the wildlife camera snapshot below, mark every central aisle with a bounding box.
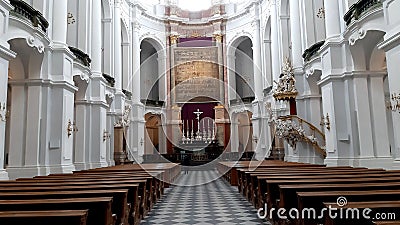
[141,170,270,225]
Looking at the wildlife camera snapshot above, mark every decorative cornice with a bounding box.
[0,44,17,61]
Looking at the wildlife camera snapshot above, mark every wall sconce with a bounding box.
[387,92,400,114]
[140,138,144,146]
[252,135,258,144]
[67,120,78,138]
[0,102,6,122]
[320,113,331,131]
[103,130,111,142]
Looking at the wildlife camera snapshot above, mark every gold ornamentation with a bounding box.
[213,33,223,43]
[67,12,75,25]
[387,92,400,114]
[273,57,298,101]
[67,120,78,137]
[0,102,6,122]
[190,31,201,38]
[170,35,179,45]
[317,8,325,19]
[103,130,111,142]
[320,113,331,131]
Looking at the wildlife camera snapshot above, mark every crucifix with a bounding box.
[193,109,203,139]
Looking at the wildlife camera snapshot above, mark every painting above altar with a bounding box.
[172,46,223,103]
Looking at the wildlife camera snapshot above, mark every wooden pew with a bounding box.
[0,183,140,225]
[18,174,154,216]
[0,210,89,225]
[323,201,400,225]
[244,168,388,207]
[0,197,115,225]
[279,182,400,214]
[0,189,129,225]
[373,221,400,224]
[0,163,179,225]
[258,173,400,212]
[296,190,400,225]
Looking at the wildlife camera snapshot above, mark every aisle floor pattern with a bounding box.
[141,170,271,225]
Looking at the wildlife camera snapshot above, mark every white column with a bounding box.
[131,22,141,104]
[252,19,263,101]
[0,53,13,180]
[52,0,68,45]
[88,0,108,168]
[114,1,122,93]
[129,19,145,162]
[289,0,303,70]
[369,75,391,158]
[158,55,167,102]
[227,54,236,101]
[323,0,341,39]
[270,0,280,82]
[91,0,102,76]
[231,119,239,152]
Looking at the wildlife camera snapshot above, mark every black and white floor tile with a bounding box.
[141,170,271,225]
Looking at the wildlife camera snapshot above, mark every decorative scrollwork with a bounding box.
[387,92,400,114]
[274,115,327,157]
[115,105,132,128]
[0,102,7,122]
[275,119,304,150]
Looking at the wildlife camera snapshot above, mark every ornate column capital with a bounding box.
[169,34,179,45]
[213,33,223,43]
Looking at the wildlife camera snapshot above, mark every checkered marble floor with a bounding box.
[141,170,271,225]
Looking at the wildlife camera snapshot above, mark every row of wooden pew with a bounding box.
[0,163,180,225]
[218,161,400,225]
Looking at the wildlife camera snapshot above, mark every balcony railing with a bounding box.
[344,0,382,26]
[302,41,325,62]
[68,46,92,67]
[68,46,91,67]
[122,89,132,100]
[9,0,49,32]
[141,99,165,107]
[102,73,115,87]
[230,97,255,105]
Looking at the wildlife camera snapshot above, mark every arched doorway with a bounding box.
[235,111,254,159]
[145,114,162,155]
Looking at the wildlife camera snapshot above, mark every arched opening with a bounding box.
[348,30,393,162]
[140,39,160,103]
[280,0,291,59]
[305,70,323,127]
[264,19,273,86]
[121,20,130,92]
[232,37,255,102]
[6,38,45,178]
[102,0,113,76]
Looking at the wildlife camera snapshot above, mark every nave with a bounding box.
[141,170,269,225]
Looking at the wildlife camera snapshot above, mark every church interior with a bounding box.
[0,0,400,224]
